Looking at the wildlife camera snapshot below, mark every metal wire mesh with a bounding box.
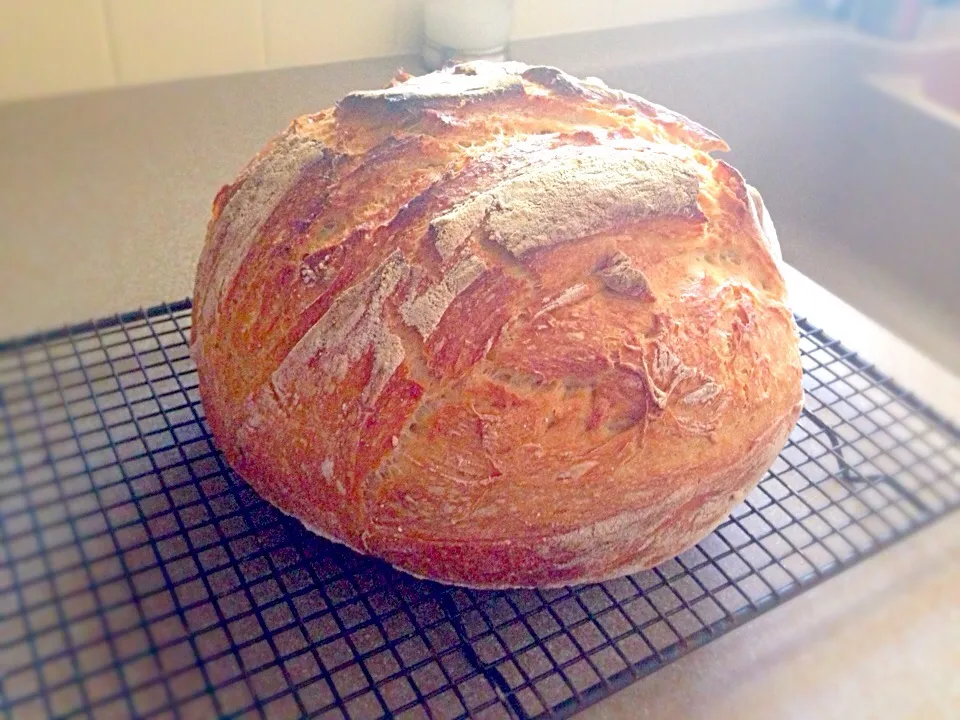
[1,299,958,720]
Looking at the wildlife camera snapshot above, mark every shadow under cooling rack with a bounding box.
[1,300,959,720]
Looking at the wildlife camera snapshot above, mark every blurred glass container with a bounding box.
[422,0,513,70]
[855,0,925,40]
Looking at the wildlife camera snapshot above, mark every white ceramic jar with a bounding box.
[422,0,514,69]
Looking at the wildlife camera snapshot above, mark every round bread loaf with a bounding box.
[192,61,803,588]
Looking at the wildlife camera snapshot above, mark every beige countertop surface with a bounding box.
[1,12,958,720]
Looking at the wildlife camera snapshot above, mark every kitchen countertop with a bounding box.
[1,10,958,720]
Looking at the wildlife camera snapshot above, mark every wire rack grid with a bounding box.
[1,299,958,720]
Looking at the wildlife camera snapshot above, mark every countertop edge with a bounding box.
[784,264,960,424]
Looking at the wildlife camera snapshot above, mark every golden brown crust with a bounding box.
[192,61,803,588]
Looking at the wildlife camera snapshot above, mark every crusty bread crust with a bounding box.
[192,62,803,588]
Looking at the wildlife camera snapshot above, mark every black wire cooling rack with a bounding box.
[1,299,959,720]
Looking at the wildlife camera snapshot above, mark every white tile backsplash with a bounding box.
[0,0,786,103]
[0,0,114,102]
[105,0,265,85]
[263,0,404,69]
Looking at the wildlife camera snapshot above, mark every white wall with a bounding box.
[0,0,786,103]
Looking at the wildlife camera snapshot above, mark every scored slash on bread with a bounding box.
[191,61,803,588]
